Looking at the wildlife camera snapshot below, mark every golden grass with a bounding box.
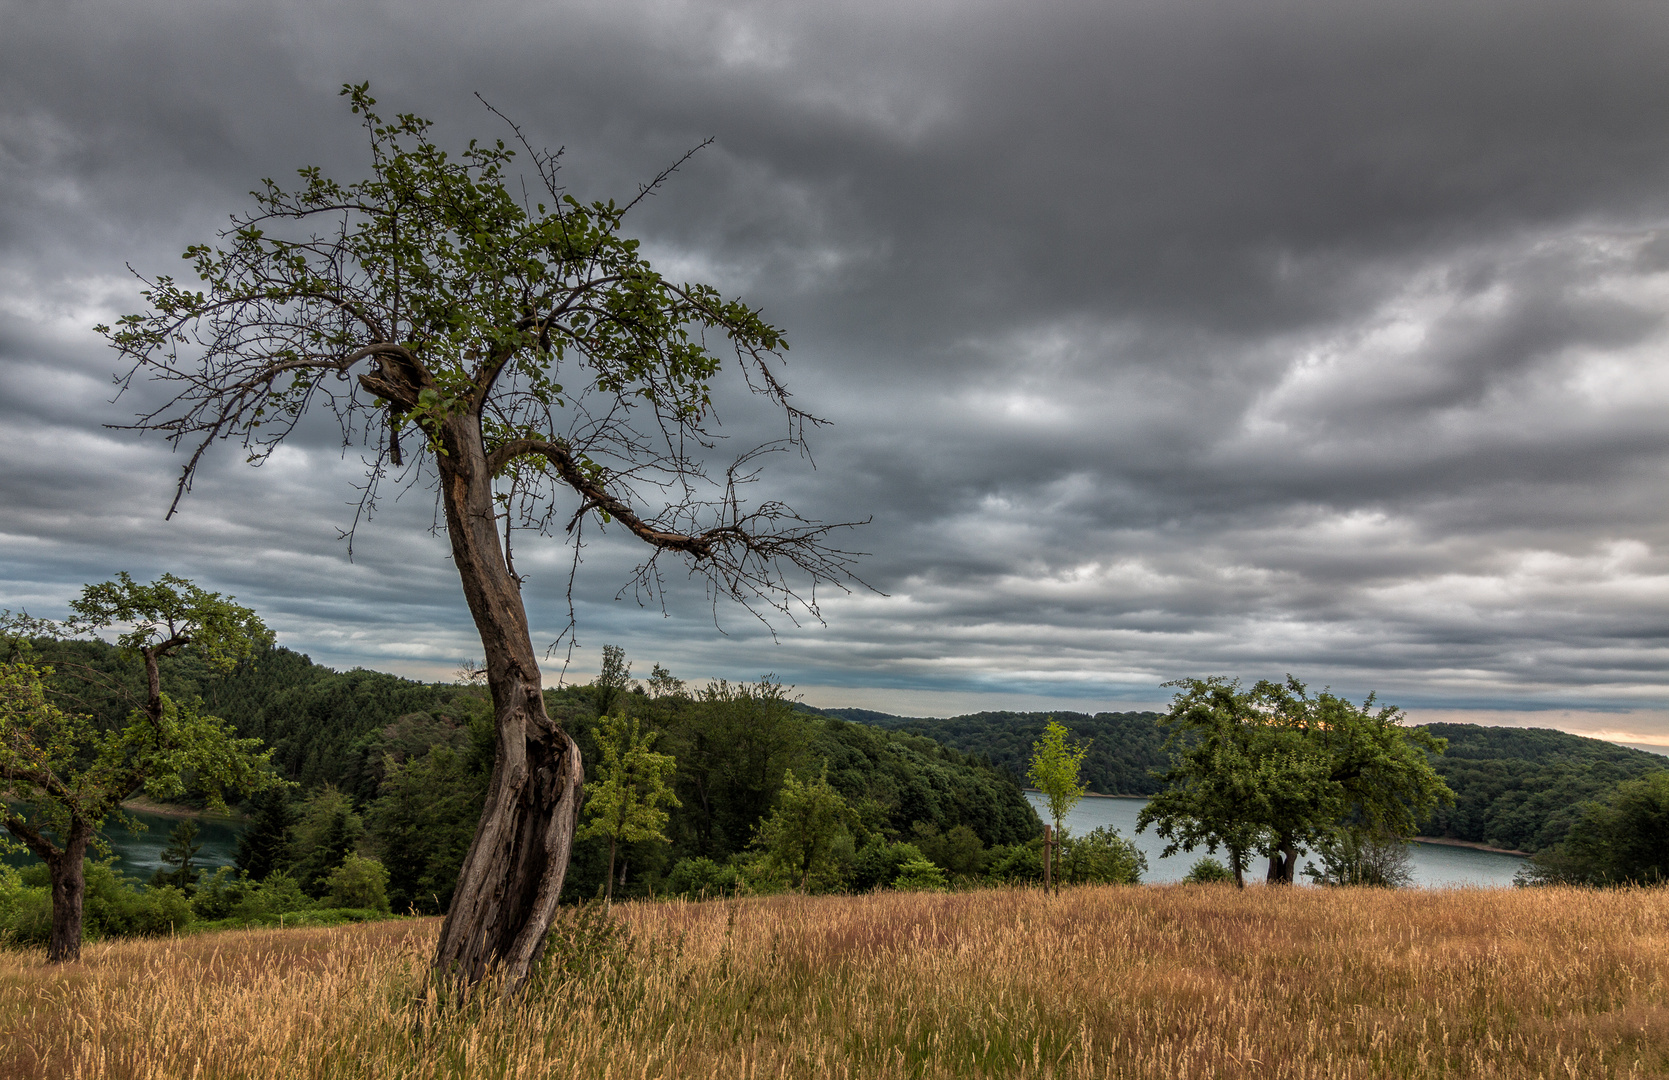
[2,885,1666,1079]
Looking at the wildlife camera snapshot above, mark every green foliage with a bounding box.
[1420,724,1669,851]
[1138,677,1452,885]
[326,854,391,912]
[1057,826,1146,886]
[984,840,1045,885]
[578,716,680,850]
[237,787,296,881]
[287,787,364,897]
[1517,770,1669,886]
[1028,718,1091,836]
[152,820,203,889]
[910,823,988,879]
[67,572,274,676]
[1181,856,1234,884]
[367,742,488,913]
[590,645,633,720]
[755,769,857,892]
[1302,830,1415,888]
[664,857,742,899]
[839,708,1169,795]
[6,859,194,943]
[849,840,930,891]
[892,857,948,892]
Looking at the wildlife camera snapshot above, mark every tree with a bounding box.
[1137,677,1452,888]
[1027,718,1089,891]
[0,576,281,962]
[1027,719,1090,836]
[590,645,632,720]
[575,712,680,903]
[236,786,296,881]
[100,85,862,989]
[1517,770,1669,886]
[153,820,203,889]
[755,769,855,892]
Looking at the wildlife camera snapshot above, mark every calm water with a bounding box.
[1028,793,1528,888]
[3,809,243,880]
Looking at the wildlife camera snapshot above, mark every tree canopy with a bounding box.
[0,575,281,961]
[1137,677,1453,886]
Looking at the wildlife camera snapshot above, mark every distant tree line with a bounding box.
[835,703,1669,867]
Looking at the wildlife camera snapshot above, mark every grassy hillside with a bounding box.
[4,886,1666,1079]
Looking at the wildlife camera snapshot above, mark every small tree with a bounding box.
[755,769,854,892]
[575,713,680,903]
[591,645,632,720]
[0,575,282,962]
[1027,718,1089,891]
[153,820,203,889]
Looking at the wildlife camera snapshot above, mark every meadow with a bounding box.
[2,884,1665,1079]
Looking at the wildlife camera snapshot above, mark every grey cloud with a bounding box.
[3,0,1669,735]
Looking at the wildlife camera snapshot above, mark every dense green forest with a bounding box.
[821,709,1170,795]
[1418,723,1668,852]
[19,640,1042,913]
[819,705,1668,853]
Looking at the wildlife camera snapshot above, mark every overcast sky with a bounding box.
[5,0,1669,745]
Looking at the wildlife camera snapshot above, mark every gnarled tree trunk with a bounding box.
[429,410,585,991]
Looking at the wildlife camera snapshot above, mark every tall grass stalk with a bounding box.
[2,885,1665,1078]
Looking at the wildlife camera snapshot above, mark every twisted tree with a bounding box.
[100,85,863,988]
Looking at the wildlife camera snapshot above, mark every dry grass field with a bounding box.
[1,884,1666,1079]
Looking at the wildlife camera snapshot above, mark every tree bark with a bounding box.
[1265,841,1299,884]
[1229,845,1247,889]
[429,410,585,992]
[45,824,91,964]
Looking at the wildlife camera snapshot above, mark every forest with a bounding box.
[840,706,1667,855]
[12,638,1052,921]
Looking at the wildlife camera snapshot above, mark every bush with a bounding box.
[1058,826,1146,885]
[231,871,313,921]
[850,840,929,892]
[985,840,1043,885]
[1303,830,1414,888]
[665,857,742,899]
[325,855,390,913]
[893,857,948,892]
[191,867,252,920]
[1182,856,1234,884]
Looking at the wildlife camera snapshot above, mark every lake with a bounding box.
[1027,792,1528,887]
[3,809,244,881]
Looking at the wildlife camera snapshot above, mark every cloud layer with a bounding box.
[5,0,1669,737]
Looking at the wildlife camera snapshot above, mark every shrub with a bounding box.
[850,840,929,892]
[325,855,391,913]
[1182,856,1234,884]
[985,840,1043,885]
[892,857,948,892]
[1058,826,1146,885]
[665,857,742,899]
[1304,830,1414,888]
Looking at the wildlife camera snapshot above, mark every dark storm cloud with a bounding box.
[4,0,1669,735]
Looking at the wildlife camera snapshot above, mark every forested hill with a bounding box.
[813,708,1170,796]
[24,640,1041,908]
[814,706,1669,853]
[1419,723,1667,852]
